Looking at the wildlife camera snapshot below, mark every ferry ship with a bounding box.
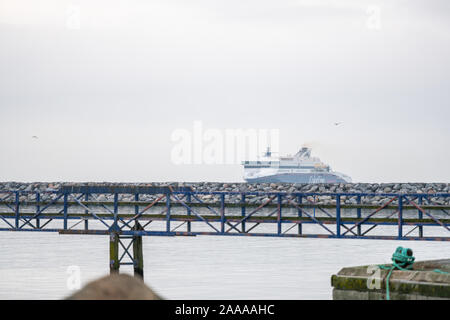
[242,147,352,183]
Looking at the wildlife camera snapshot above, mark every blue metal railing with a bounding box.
[0,188,448,241]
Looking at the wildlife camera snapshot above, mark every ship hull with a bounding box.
[245,172,349,184]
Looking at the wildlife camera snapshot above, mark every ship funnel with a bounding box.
[295,147,311,158]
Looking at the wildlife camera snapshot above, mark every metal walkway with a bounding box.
[1,186,449,278]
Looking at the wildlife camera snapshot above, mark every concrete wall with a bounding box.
[331,259,450,300]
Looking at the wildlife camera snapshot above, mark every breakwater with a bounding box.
[1,182,449,206]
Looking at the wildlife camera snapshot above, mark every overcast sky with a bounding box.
[0,0,449,183]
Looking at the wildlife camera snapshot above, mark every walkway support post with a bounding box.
[241,194,246,233]
[133,222,144,279]
[297,195,302,235]
[418,196,423,238]
[357,195,362,236]
[277,194,282,235]
[166,193,171,232]
[336,195,341,238]
[63,193,68,230]
[36,191,40,229]
[84,193,89,230]
[14,192,19,229]
[398,195,403,239]
[220,193,225,234]
[186,192,191,232]
[109,232,120,274]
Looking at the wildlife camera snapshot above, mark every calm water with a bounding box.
[0,230,449,299]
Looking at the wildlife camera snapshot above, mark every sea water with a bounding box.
[0,230,448,299]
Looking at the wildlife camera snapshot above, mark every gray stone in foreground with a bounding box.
[66,274,162,300]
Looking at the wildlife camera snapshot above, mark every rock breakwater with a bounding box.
[1,182,449,206]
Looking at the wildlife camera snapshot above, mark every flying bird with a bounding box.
[32,136,38,139]
[334,122,343,126]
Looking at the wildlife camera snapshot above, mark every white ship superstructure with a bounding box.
[242,147,351,183]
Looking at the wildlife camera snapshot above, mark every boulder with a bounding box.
[66,274,162,300]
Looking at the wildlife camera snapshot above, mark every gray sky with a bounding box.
[1,0,449,183]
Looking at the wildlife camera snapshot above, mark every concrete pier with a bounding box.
[331,259,450,300]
